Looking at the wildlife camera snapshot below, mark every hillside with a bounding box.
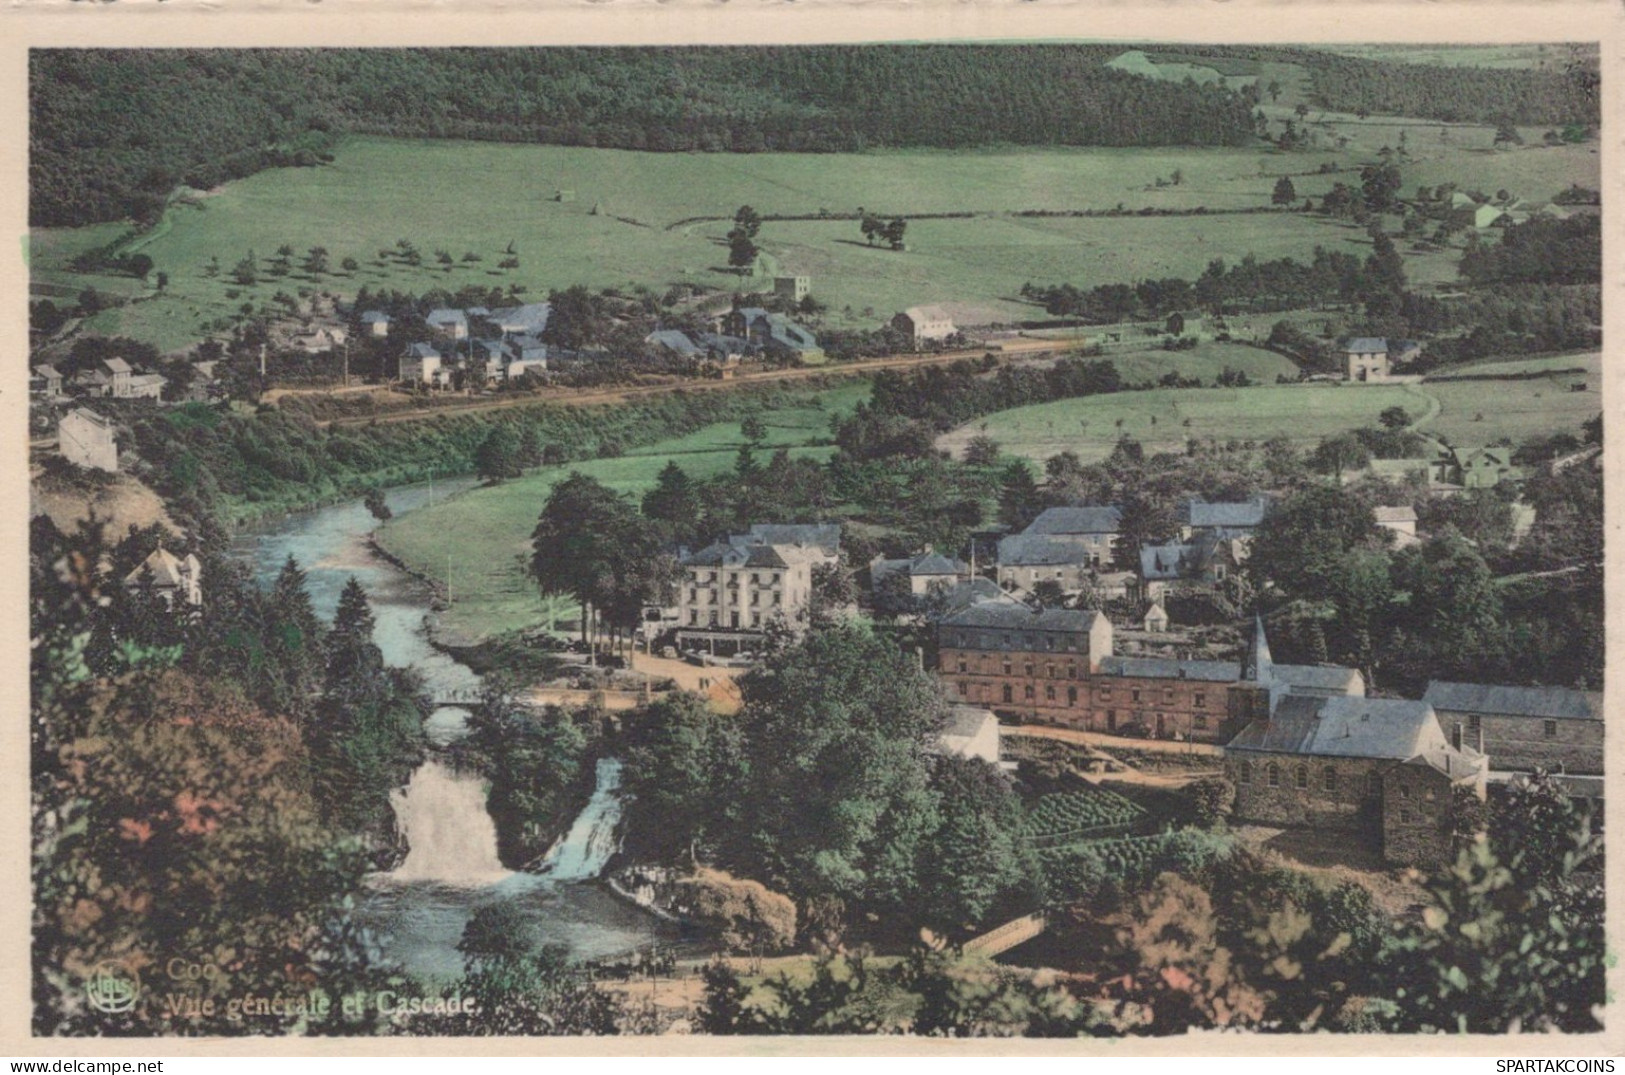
[31,46,1259,228]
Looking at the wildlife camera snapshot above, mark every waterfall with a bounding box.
[386,759,510,886]
[540,758,624,881]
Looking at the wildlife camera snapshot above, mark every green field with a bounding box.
[938,381,1419,464]
[1426,351,1600,381]
[1424,361,1601,446]
[32,133,1593,354]
[374,382,868,643]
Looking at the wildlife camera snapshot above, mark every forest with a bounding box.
[30,46,1258,228]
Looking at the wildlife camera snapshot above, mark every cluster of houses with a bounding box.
[32,357,167,404]
[378,302,555,387]
[642,512,1596,867]
[645,304,824,367]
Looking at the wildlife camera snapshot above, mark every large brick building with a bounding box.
[1225,695,1486,866]
[937,610,1363,743]
[1423,681,1602,776]
[937,603,1114,720]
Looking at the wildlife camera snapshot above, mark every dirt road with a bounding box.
[312,345,1026,430]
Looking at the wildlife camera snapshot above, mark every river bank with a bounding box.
[229,481,690,983]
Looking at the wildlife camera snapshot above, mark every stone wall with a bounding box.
[1380,765,1458,866]
[1227,752,1382,832]
[1439,712,1602,775]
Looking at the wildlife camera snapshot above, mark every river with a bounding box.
[230,482,686,986]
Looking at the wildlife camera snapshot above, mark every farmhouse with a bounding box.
[292,325,347,354]
[892,305,957,348]
[1225,694,1486,866]
[1341,338,1390,382]
[58,408,118,472]
[1138,531,1247,598]
[870,550,968,596]
[359,310,392,337]
[721,308,823,362]
[646,330,705,359]
[774,276,811,305]
[1423,680,1602,776]
[426,308,469,340]
[32,364,64,398]
[400,342,444,385]
[123,547,203,611]
[996,535,1100,595]
[1022,506,1123,566]
[1432,445,1517,490]
[1182,496,1269,539]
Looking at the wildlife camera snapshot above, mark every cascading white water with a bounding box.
[540,758,624,881]
[387,758,511,886]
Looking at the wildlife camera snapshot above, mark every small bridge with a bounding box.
[962,912,1048,958]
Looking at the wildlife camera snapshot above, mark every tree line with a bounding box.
[31,46,1259,228]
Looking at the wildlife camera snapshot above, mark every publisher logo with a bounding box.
[85,960,141,1014]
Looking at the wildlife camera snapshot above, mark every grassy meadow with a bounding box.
[1423,354,1601,446]
[937,381,1421,464]
[30,132,1596,354]
[374,382,867,642]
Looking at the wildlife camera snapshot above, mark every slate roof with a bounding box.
[943,704,998,740]
[900,305,955,324]
[936,578,1020,615]
[491,303,552,335]
[1186,497,1269,530]
[506,334,548,360]
[123,547,194,589]
[1270,663,1364,694]
[647,330,703,356]
[877,552,967,579]
[1098,656,1241,683]
[1228,695,1442,759]
[940,603,1105,634]
[682,542,790,570]
[1025,505,1123,536]
[65,407,114,431]
[359,310,391,325]
[738,524,840,554]
[1140,541,1197,580]
[1341,337,1387,354]
[1423,681,1600,721]
[407,342,442,360]
[101,358,133,374]
[998,534,1090,567]
[426,308,467,327]
[1374,505,1418,525]
[34,364,62,379]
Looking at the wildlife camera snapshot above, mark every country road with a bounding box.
[310,345,1033,430]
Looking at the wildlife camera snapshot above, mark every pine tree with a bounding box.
[996,461,1041,532]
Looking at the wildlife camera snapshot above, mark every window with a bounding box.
[1294,766,1308,790]
[1002,685,1013,704]
[688,588,697,602]
[1544,720,1558,739]
[1107,710,1118,730]
[1399,808,1413,824]
[708,610,719,626]
[1068,664,1078,680]
[957,659,967,674]
[751,573,759,585]
[1267,764,1280,788]
[1131,688,1142,703]
[1068,687,1078,706]
[689,610,698,625]
[1024,686,1035,701]
[1100,687,1113,700]
[1398,783,1410,798]
[1194,691,1206,709]
[1322,768,1337,792]
[1365,772,1381,798]
[958,682,968,697]
[772,592,781,606]
[1194,715,1208,730]
[750,612,760,627]
[1163,687,1175,704]
[1468,713,1482,732]
[1002,660,1013,676]
[1024,662,1035,677]
[1045,686,1056,702]
[1239,761,1251,785]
